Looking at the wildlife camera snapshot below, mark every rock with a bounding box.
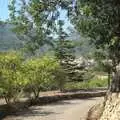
[100,93,120,120]
[87,102,104,120]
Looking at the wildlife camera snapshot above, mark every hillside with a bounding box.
[0,23,23,51]
[0,23,94,57]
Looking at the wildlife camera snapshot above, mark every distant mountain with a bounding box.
[0,23,95,58]
[0,23,23,51]
[67,29,95,58]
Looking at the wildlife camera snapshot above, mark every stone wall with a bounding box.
[30,91,106,105]
[100,93,120,120]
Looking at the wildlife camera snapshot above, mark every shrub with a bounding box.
[0,52,26,104]
[23,56,59,99]
[64,78,108,90]
[88,78,108,88]
[54,67,67,91]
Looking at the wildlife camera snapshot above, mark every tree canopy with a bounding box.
[71,0,120,91]
[7,0,120,92]
[8,0,72,54]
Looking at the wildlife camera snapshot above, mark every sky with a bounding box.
[0,0,73,31]
[0,0,9,20]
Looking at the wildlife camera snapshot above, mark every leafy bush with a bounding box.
[88,78,108,88]
[0,52,60,103]
[54,67,68,91]
[23,56,59,99]
[64,82,90,90]
[64,78,108,90]
[0,52,26,104]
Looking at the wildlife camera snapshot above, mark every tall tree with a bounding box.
[55,20,75,64]
[54,20,76,91]
[8,0,71,55]
[71,0,120,92]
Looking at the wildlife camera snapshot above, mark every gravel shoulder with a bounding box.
[4,97,104,120]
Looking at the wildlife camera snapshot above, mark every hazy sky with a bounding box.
[0,0,9,20]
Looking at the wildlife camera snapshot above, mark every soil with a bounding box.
[3,97,103,120]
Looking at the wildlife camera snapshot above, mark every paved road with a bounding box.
[4,97,103,120]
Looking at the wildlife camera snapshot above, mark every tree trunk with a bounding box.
[33,91,39,99]
[110,71,120,92]
[108,71,111,89]
[4,97,11,105]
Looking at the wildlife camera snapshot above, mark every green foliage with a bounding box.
[8,0,16,21]
[53,19,76,90]
[71,0,120,91]
[64,82,90,90]
[0,51,25,104]
[0,51,60,103]
[23,56,59,99]
[64,78,108,90]
[72,0,120,66]
[8,0,70,54]
[54,67,67,91]
[55,40,75,62]
[88,78,108,88]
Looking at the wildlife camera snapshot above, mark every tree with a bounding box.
[8,0,71,55]
[94,49,112,89]
[0,52,26,104]
[54,20,76,90]
[54,67,67,91]
[71,0,120,92]
[23,56,59,99]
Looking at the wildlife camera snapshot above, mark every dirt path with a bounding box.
[4,97,104,120]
